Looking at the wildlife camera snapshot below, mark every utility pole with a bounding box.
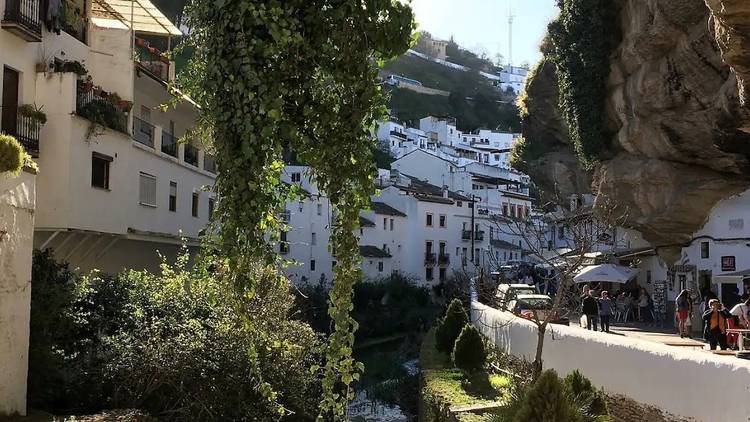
[508,0,515,66]
[471,197,476,265]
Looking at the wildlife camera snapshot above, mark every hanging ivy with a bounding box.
[179,1,414,419]
[548,0,619,169]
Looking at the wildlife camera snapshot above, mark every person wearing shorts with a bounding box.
[675,289,692,338]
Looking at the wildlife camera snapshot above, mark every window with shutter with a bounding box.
[139,172,157,207]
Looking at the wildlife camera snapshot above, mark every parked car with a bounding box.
[496,284,538,311]
[507,294,570,325]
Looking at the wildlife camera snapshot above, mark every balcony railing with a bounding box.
[76,82,129,134]
[184,144,199,167]
[161,131,177,157]
[424,252,437,266]
[390,130,407,140]
[462,230,485,241]
[2,0,42,42]
[132,117,155,148]
[135,38,171,81]
[204,153,217,174]
[0,108,40,157]
[438,253,450,266]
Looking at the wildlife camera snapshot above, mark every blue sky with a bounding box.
[407,0,559,67]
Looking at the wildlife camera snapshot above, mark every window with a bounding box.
[475,248,480,265]
[457,201,463,207]
[504,251,507,260]
[280,231,289,254]
[291,172,302,183]
[547,240,553,251]
[168,181,177,212]
[138,172,157,207]
[701,241,710,259]
[502,204,508,216]
[311,260,316,271]
[317,203,323,216]
[426,213,434,227]
[208,197,215,216]
[439,214,446,228]
[425,241,433,254]
[494,154,500,161]
[378,262,384,272]
[311,232,317,245]
[192,192,199,217]
[383,218,387,230]
[91,153,112,189]
[390,219,394,231]
[426,267,434,281]
[558,226,565,240]
[439,241,446,255]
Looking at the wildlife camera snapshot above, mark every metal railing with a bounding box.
[462,230,485,241]
[132,116,154,148]
[390,130,407,140]
[2,0,42,40]
[75,84,128,134]
[135,38,171,81]
[184,144,199,167]
[0,108,40,157]
[424,252,437,266]
[161,131,177,157]
[438,253,450,266]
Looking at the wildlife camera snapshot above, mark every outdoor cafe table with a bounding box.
[726,328,750,352]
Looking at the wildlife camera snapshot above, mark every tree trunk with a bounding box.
[532,323,546,381]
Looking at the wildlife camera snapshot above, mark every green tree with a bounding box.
[452,324,486,372]
[513,369,576,422]
[435,299,468,354]
[179,1,415,418]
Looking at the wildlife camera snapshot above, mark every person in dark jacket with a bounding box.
[703,299,732,350]
[598,291,614,333]
[582,290,599,331]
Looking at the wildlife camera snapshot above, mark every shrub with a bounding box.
[27,250,322,420]
[435,299,468,354]
[452,325,486,372]
[563,370,608,421]
[513,369,576,422]
[0,134,25,175]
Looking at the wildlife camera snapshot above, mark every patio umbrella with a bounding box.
[574,263,636,284]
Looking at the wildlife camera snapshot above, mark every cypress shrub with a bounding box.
[435,299,468,354]
[563,370,608,418]
[452,324,486,372]
[513,369,576,422]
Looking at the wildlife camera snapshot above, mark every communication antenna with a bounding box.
[508,0,515,66]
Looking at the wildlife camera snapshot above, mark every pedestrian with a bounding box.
[598,291,614,333]
[675,289,693,338]
[615,292,627,322]
[702,287,718,312]
[702,299,732,351]
[638,288,650,322]
[582,290,599,331]
[730,295,750,329]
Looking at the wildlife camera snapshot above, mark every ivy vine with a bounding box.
[548,0,619,169]
[179,1,414,419]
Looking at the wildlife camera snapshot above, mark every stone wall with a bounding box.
[0,169,36,416]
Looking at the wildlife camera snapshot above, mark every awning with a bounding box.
[574,264,636,284]
[713,269,750,285]
[92,0,182,36]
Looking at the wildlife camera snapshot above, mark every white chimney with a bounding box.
[442,185,449,199]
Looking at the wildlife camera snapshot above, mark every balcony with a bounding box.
[424,252,437,266]
[2,0,42,42]
[438,253,450,266]
[390,130,407,140]
[462,230,485,241]
[161,131,177,157]
[0,108,40,157]
[76,81,129,134]
[184,144,199,167]
[132,117,155,148]
[135,38,171,82]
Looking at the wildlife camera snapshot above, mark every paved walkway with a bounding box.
[571,319,708,350]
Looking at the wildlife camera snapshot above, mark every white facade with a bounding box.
[1,0,215,274]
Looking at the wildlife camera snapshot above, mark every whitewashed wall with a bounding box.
[0,170,36,416]
[471,301,750,422]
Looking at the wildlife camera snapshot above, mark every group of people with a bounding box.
[675,288,750,350]
[580,286,615,333]
[579,285,655,333]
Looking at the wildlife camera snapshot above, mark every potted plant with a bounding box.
[18,104,48,130]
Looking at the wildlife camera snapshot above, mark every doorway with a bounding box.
[1,67,20,135]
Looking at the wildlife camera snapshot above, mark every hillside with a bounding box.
[383,50,521,132]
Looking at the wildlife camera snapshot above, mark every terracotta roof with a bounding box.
[359,245,392,258]
[371,202,407,217]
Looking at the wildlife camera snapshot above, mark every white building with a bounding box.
[1,0,215,274]
[499,66,529,95]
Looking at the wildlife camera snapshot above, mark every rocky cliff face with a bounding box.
[523,0,750,262]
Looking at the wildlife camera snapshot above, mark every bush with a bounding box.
[0,134,25,175]
[28,250,322,420]
[452,325,486,372]
[513,369,576,422]
[563,370,608,421]
[435,299,468,354]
